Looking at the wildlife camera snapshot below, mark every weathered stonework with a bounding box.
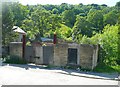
[9,42,99,70]
[9,42,22,59]
[53,44,68,66]
[79,44,98,69]
[92,45,99,69]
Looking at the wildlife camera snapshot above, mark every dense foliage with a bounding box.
[2,2,120,66]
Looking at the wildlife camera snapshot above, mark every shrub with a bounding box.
[4,55,27,64]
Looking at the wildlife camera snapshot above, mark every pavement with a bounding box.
[0,63,119,85]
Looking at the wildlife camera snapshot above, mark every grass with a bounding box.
[44,64,56,69]
[111,65,120,73]
[45,63,120,73]
[93,62,120,73]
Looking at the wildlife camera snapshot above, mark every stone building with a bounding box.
[9,42,99,70]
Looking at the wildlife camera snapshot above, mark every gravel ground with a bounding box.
[0,64,119,85]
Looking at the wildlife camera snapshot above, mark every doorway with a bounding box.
[43,46,53,65]
[68,48,77,64]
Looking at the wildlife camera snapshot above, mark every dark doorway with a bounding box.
[68,48,77,64]
[43,46,53,65]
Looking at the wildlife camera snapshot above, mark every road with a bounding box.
[0,64,119,85]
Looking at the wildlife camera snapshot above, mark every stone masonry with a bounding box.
[9,42,23,59]
[9,42,99,70]
[53,44,68,66]
[79,44,98,69]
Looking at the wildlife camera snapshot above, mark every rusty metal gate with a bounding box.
[68,48,77,64]
[43,46,53,65]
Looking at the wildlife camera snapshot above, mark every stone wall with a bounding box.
[9,42,98,70]
[79,44,98,69]
[53,44,68,66]
[9,42,22,59]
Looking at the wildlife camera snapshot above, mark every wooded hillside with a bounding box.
[2,2,120,69]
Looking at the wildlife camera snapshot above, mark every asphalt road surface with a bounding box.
[0,64,119,85]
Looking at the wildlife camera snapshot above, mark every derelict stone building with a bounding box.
[9,41,99,70]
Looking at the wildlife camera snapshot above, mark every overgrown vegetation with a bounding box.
[2,1,120,73]
[4,55,27,64]
[93,62,120,73]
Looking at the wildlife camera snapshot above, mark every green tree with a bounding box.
[10,2,29,26]
[43,4,55,11]
[101,7,111,14]
[90,25,118,65]
[87,10,103,32]
[104,10,118,26]
[52,8,59,14]
[72,16,93,40]
[55,24,72,41]
[116,1,120,64]
[22,9,61,40]
[115,2,120,59]
[117,13,120,65]
[115,1,120,11]
[22,10,51,39]
[59,3,70,13]
[62,10,76,28]
[2,2,17,46]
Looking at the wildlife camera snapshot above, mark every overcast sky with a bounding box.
[19,0,119,6]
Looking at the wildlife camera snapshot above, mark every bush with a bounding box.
[93,62,116,73]
[4,55,27,64]
[90,25,118,65]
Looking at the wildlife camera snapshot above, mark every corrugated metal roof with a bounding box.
[41,37,53,42]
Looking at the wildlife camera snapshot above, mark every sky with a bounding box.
[18,0,120,6]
